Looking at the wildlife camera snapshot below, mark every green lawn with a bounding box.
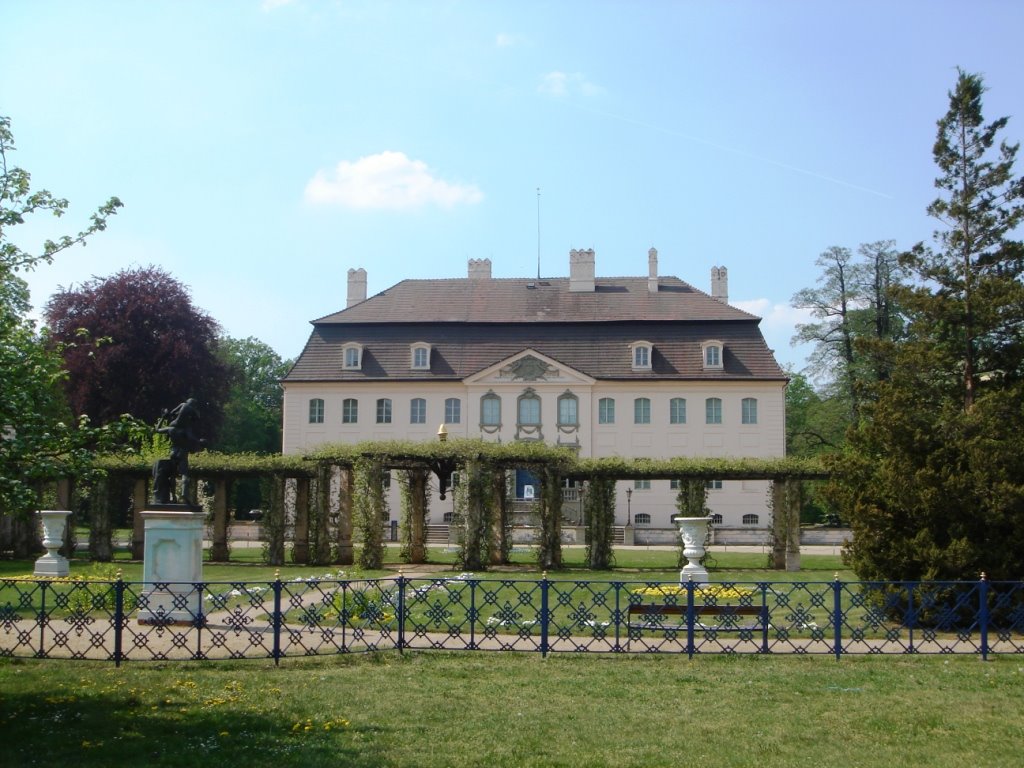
[1,653,1021,768]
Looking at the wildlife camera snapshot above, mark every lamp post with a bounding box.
[625,486,632,526]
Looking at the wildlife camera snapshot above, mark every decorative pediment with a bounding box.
[464,349,596,386]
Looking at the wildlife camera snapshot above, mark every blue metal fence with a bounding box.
[2,575,1021,664]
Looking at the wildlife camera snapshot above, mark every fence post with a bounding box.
[37,580,47,659]
[685,576,695,659]
[540,572,549,658]
[396,573,406,654]
[272,570,282,666]
[832,575,842,661]
[613,582,622,653]
[469,578,477,651]
[979,573,990,662]
[113,570,124,667]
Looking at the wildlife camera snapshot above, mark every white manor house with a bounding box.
[281,248,788,542]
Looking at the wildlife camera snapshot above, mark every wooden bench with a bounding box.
[625,603,769,651]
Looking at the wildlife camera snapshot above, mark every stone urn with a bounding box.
[673,515,712,585]
[34,510,72,577]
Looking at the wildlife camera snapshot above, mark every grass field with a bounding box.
[1,653,1022,768]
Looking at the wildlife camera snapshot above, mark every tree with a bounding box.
[1,115,136,537]
[792,240,905,423]
[834,70,1024,582]
[902,68,1024,409]
[217,336,291,454]
[44,266,231,439]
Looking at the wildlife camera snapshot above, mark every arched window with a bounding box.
[705,397,722,424]
[445,397,461,424]
[376,398,392,424]
[343,343,363,370]
[701,340,723,370]
[410,398,426,424]
[410,343,431,370]
[598,397,615,424]
[518,391,541,425]
[308,398,324,424]
[711,514,723,525]
[342,398,358,424]
[557,391,578,426]
[634,513,652,526]
[742,397,758,424]
[481,392,501,426]
[742,513,759,525]
[669,397,686,424]
[634,397,651,424]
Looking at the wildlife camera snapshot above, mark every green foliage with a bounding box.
[352,458,386,570]
[583,477,615,569]
[835,70,1024,582]
[1,115,139,521]
[216,336,291,454]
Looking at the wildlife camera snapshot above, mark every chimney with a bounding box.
[468,258,492,280]
[569,248,596,292]
[648,247,659,293]
[711,266,728,303]
[347,267,367,307]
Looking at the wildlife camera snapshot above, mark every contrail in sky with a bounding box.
[573,103,894,200]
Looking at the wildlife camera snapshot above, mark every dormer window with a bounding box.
[343,343,363,370]
[630,341,653,371]
[410,343,431,370]
[701,340,723,370]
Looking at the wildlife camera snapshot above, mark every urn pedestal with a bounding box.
[34,510,72,577]
[674,515,712,585]
[137,506,205,624]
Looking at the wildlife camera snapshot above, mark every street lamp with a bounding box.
[626,486,632,526]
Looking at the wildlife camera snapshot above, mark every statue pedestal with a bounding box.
[34,510,72,577]
[138,506,205,625]
[674,516,712,585]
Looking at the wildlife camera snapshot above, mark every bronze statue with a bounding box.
[152,398,206,505]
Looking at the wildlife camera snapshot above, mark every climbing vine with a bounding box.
[583,477,616,569]
[399,468,430,563]
[353,457,387,569]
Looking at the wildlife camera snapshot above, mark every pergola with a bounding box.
[81,442,830,572]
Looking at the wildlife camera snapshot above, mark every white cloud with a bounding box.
[304,151,484,211]
[538,71,604,98]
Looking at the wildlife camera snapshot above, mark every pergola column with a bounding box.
[131,477,147,559]
[209,477,231,562]
[334,466,354,565]
[293,476,311,564]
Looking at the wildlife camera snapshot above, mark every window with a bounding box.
[342,398,358,424]
[308,398,324,424]
[634,513,652,526]
[669,397,687,424]
[634,479,651,490]
[702,341,723,369]
[445,397,461,424]
[557,392,578,426]
[742,514,760,526]
[670,479,680,490]
[742,397,758,424]
[705,397,722,424]
[518,392,541,425]
[598,397,615,424]
[481,393,501,426]
[711,514,724,525]
[705,479,723,490]
[343,344,362,370]
[376,398,392,424]
[634,397,651,424]
[443,512,454,523]
[630,341,653,370]
[410,398,426,424]
[411,344,430,370]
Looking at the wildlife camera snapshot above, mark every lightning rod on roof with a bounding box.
[536,187,541,280]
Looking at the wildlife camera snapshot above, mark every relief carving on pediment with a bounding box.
[501,354,557,381]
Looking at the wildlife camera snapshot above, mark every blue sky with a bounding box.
[4,1,1023,374]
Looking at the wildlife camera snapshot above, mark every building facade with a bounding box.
[282,248,788,532]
